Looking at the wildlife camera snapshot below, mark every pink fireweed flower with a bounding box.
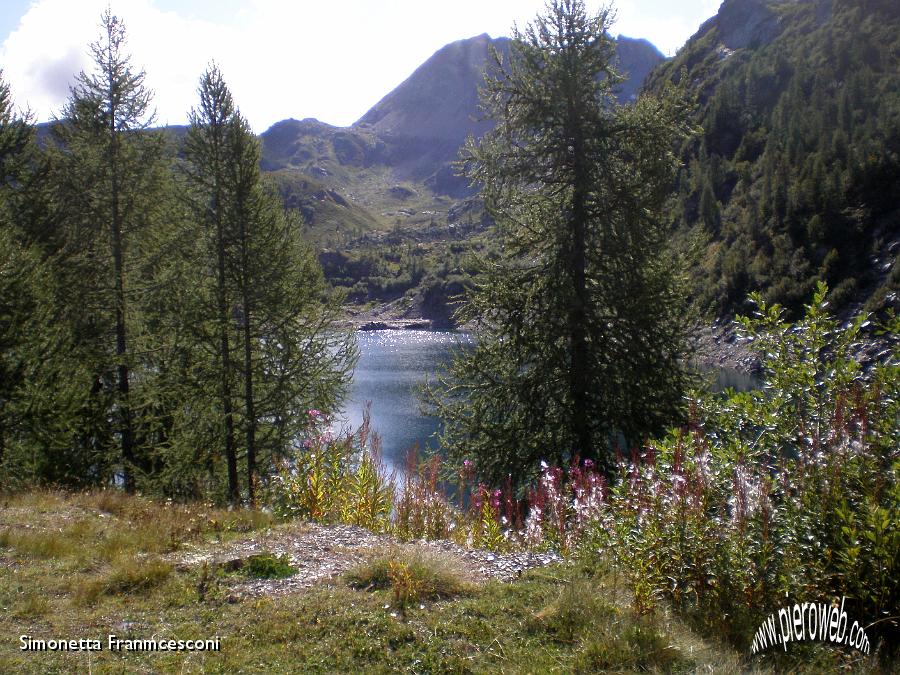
[472,485,484,513]
[490,489,501,510]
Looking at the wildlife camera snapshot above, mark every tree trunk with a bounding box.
[108,82,134,493]
[567,110,592,466]
[216,193,239,505]
[240,219,256,505]
[243,311,256,505]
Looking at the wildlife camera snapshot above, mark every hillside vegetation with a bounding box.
[260,1,900,325]
[648,0,900,318]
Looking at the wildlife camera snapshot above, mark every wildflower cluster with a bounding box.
[521,460,607,552]
[265,414,612,552]
[587,285,900,647]
[394,451,456,542]
[266,284,898,654]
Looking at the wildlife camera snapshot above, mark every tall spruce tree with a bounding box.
[431,0,694,487]
[184,67,354,505]
[50,9,165,490]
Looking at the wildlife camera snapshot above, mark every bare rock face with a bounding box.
[258,32,665,204]
[716,0,781,49]
[355,34,505,147]
[613,36,666,102]
[351,33,664,193]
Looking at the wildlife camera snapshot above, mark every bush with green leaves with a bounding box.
[586,283,899,650]
[243,552,296,579]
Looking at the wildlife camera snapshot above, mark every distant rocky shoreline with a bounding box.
[338,300,764,375]
[339,298,895,378]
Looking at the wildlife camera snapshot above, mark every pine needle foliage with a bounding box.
[429,0,696,487]
[47,10,168,490]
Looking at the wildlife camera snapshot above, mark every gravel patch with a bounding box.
[168,521,562,599]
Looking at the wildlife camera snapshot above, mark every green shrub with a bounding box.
[592,283,899,652]
[244,552,296,579]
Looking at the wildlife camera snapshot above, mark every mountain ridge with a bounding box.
[258,32,666,210]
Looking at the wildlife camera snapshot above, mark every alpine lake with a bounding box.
[339,330,759,475]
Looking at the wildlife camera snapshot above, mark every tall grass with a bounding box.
[266,408,394,532]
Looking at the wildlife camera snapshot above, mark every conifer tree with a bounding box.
[0,73,100,487]
[183,66,241,503]
[184,67,354,504]
[50,9,165,490]
[0,74,45,476]
[431,0,693,487]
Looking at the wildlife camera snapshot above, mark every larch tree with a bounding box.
[431,0,695,487]
[184,66,355,505]
[0,73,56,481]
[50,9,165,490]
[183,66,241,504]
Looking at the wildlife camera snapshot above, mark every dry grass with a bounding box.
[0,489,275,565]
[74,557,174,606]
[345,545,475,607]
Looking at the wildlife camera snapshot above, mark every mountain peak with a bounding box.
[351,32,664,189]
[354,33,509,139]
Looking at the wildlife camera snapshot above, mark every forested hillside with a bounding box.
[648,0,900,317]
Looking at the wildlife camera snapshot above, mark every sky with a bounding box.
[0,0,721,132]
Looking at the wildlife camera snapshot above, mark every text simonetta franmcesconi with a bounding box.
[20,634,220,652]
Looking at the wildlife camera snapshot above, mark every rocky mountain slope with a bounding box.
[258,1,898,325]
[258,32,665,230]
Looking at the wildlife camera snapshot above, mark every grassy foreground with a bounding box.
[1,490,888,674]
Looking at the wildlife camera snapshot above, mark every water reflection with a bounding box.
[708,365,760,393]
[338,330,471,474]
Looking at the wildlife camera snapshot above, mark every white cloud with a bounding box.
[1,1,718,132]
[1,0,231,126]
